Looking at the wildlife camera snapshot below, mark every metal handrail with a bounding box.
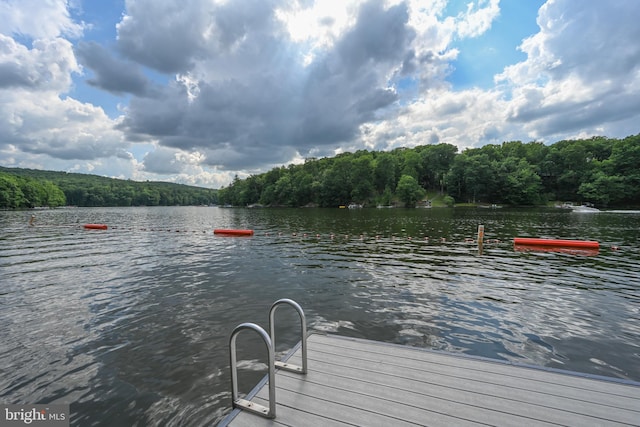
[269,298,307,374]
[228,323,276,419]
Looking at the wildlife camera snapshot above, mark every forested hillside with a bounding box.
[3,134,638,209]
[0,168,218,209]
[219,134,640,208]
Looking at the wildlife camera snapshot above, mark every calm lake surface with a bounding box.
[1,206,639,426]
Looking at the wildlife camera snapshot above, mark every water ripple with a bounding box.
[1,207,639,425]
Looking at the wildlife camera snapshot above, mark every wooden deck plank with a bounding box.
[222,398,361,427]
[281,355,638,426]
[255,370,558,426]
[221,333,640,427]
[252,387,444,427]
[296,336,640,413]
[313,334,640,398]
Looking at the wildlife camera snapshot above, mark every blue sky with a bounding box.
[447,0,545,89]
[1,0,639,188]
[69,0,128,118]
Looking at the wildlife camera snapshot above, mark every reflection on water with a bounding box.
[1,206,639,425]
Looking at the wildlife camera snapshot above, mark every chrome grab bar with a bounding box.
[228,299,307,421]
[228,322,276,419]
[269,298,307,374]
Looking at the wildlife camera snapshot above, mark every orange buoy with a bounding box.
[514,245,599,256]
[213,229,254,236]
[84,224,108,230]
[513,237,599,249]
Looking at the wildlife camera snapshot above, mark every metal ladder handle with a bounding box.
[229,322,276,419]
[269,298,307,374]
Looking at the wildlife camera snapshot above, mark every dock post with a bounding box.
[478,224,484,255]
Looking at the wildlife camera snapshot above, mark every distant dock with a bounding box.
[220,333,640,426]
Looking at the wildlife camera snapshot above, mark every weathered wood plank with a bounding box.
[221,333,640,427]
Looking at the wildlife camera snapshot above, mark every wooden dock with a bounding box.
[219,333,640,426]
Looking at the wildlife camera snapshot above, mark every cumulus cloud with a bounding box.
[0,0,83,40]
[361,86,508,151]
[0,92,128,160]
[75,41,152,96]
[497,0,640,140]
[118,0,419,170]
[1,0,640,188]
[143,146,201,174]
[454,0,500,38]
[0,0,130,175]
[0,35,79,91]
[116,0,210,74]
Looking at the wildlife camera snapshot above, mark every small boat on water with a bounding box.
[571,205,600,213]
[557,202,600,212]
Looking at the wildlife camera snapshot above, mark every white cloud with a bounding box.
[0,0,83,39]
[495,0,640,141]
[1,0,640,189]
[142,146,205,174]
[362,86,507,151]
[455,0,500,38]
[275,0,377,69]
[0,34,79,91]
[0,91,127,159]
[0,0,133,177]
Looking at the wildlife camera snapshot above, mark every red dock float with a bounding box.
[514,245,599,256]
[214,229,254,236]
[513,237,599,249]
[84,224,108,230]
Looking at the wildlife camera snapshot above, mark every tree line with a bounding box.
[218,134,640,208]
[2,133,638,209]
[0,173,66,209]
[0,167,218,209]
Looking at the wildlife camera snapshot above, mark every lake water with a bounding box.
[1,206,639,426]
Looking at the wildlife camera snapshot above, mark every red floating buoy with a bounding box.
[513,237,599,249]
[213,229,254,236]
[84,224,108,230]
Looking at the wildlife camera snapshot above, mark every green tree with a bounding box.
[420,143,457,193]
[499,158,544,205]
[400,150,421,180]
[41,181,66,207]
[373,153,398,193]
[396,175,425,207]
[608,134,640,205]
[376,186,394,207]
[319,157,352,207]
[447,153,498,203]
[291,169,315,206]
[578,172,626,206]
[0,173,66,208]
[350,155,374,203]
[0,174,25,208]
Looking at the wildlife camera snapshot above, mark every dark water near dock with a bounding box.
[1,206,639,426]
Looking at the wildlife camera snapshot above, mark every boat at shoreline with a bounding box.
[556,201,600,213]
[571,205,600,213]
